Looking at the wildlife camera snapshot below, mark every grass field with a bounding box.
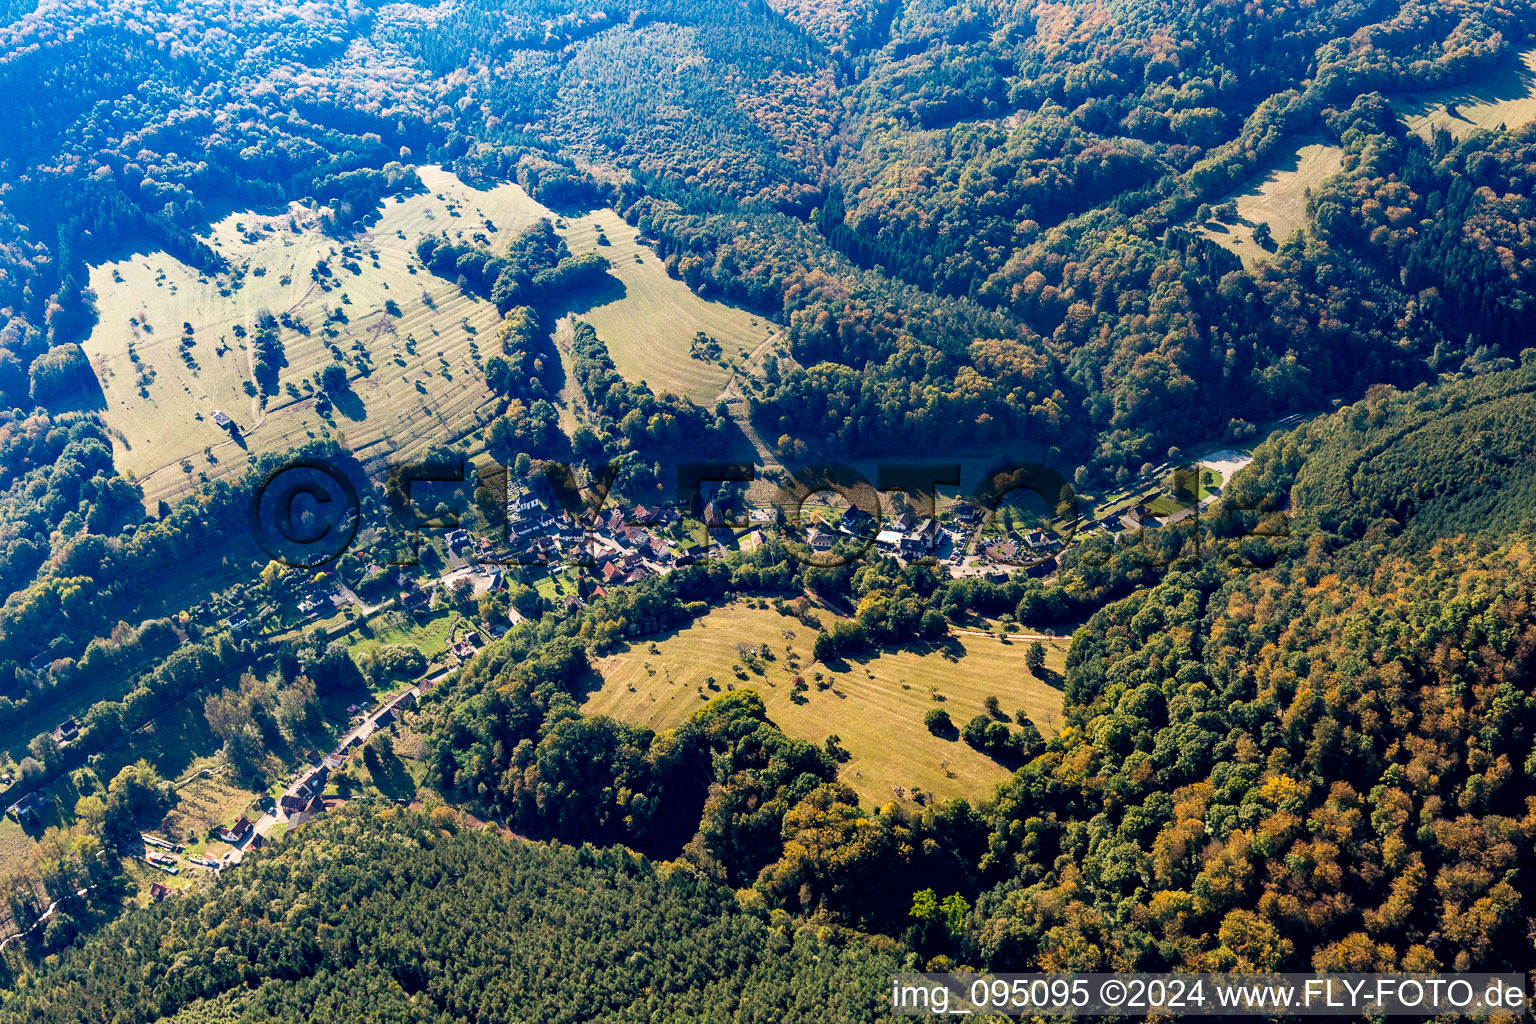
[82,166,553,505]
[1400,49,1536,139]
[552,210,776,401]
[161,772,261,846]
[80,166,781,505]
[1198,140,1343,266]
[346,608,465,674]
[584,601,1067,806]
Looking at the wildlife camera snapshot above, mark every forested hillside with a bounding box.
[8,0,1536,473]
[8,368,1536,1004]
[1,806,901,1023]
[975,532,1536,973]
[1242,361,1536,546]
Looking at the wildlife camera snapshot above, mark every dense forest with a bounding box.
[1,807,903,1023]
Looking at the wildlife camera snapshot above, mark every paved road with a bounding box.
[228,676,435,864]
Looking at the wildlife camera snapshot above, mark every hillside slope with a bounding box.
[1,805,900,1024]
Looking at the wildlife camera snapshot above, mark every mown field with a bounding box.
[83,166,548,505]
[552,209,775,401]
[1199,140,1343,266]
[584,601,1066,806]
[82,167,780,506]
[1399,48,1536,139]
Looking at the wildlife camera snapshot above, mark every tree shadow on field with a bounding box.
[552,275,628,318]
[369,751,417,802]
[570,660,608,703]
[330,388,368,422]
[53,375,110,414]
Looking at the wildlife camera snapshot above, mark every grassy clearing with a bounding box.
[1198,140,1343,267]
[161,773,262,845]
[1399,49,1536,139]
[0,815,39,875]
[81,165,782,505]
[124,858,198,900]
[346,608,463,664]
[553,210,776,401]
[585,601,1067,807]
[81,166,548,506]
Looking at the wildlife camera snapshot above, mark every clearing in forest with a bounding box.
[81,166,777,507]
[553,210,775,401]
[1198,140,1343,267]
[81,166,548,506]
[585,601,1067,806]
[1399,49,1536,139]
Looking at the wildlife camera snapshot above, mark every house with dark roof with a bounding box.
[839,506,872,532]
[1023,557,1058,579]
[1120,503,1159,531]
[1023,529,1060,551]
[217,816,253,844]
[952,503,982,524]
[295,766,329,800]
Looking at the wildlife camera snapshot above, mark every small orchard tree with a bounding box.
[812,631,836,662]
[319,361,349,394]
[1025,640,1047,675]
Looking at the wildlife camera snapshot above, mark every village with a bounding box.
[404,447,1257,609]
[2,447,1252,916]
[203,444,1262,664]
